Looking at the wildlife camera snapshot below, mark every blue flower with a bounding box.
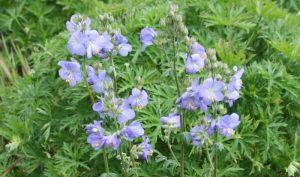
[98,32,114,58]
[191,42,206,56]
[104,135,120,150]
[198,78,224,104]
[87,134,105,150]
[190,125,208,146]
[113,32,132,56]
[122,121,144,141]
[128,88,148,109]
[114,32,128,45]
[139,136,152,160]
[226,68,244,106]
[86,66,112,94]
[176,78,207,112]
[216,113,240,138]
[204,114,216,136]
[58,61,83,86]
[67,31,87,56]
[160,111,181,129]
[113,98,135,124]
[66,14,91,33]
[176,90,198,111]
[93,99,106,118]
[85,120,104,136]
[185,54,205,74]
[118,43,132,56]
[140,27,157,51]
[227,68,244,92]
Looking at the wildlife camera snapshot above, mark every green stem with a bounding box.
[167,138,180,165]
[214,131,218,177]
[206,147,214,171]
[82,59,109,173]
[103,148,109,173]
[172,37,185,177]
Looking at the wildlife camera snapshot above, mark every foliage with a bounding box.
[1,0,300,177]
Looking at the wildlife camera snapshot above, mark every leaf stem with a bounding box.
[103,148,110,173]
[172,36,185,177]
[213,131,218,177]
[167,138,180,165]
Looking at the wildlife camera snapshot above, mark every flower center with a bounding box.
[207,88,215,101]
[95,141,100,147]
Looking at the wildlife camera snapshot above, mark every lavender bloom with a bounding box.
[204,115,216,136]
[84,31,114,59]
[85,120,104,136]
[139,136,152,160]
[104,135,120,150]
[87,134,105,150]
[128,88,148,109]
[227,68,244,92]
[93,99,106,118]
[176,78,207,112]
[185,54,205,74]
[114,32,128,45]
[86,66,96,84]
[192,42,206,56]
[66,14,91,33]
[176,90,198,111]
[122,121,144,141]
[85,30,102,58]
[113,32,132,56]
[191,78,208,112]
[199,78,224,104]
[91,70,112,94]
[86,67,112,94]
[226,68,244,106]
[140,27,157,51]
[118,43,132,56]
[67,31,87,56]
[217,113,240,138]
[190,125,207,146]
[160,111,181,129]
[98,32,114,58]
[114,98,135,124]
[58,61,83,86]
[227,90,240,107]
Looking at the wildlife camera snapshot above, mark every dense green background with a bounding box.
[0,0,300,176]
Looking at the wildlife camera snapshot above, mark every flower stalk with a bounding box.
[82,59,110,173]
[172,36,185,177]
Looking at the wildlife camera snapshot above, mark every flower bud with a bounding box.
[160,19,166,27]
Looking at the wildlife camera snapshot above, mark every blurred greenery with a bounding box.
[0,0,300,176]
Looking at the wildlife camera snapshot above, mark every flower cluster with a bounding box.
[85,66,151,160]
[185,42,207,74]
[58,14,157,162]
[157,39,244,147]
[66,14,132,59]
